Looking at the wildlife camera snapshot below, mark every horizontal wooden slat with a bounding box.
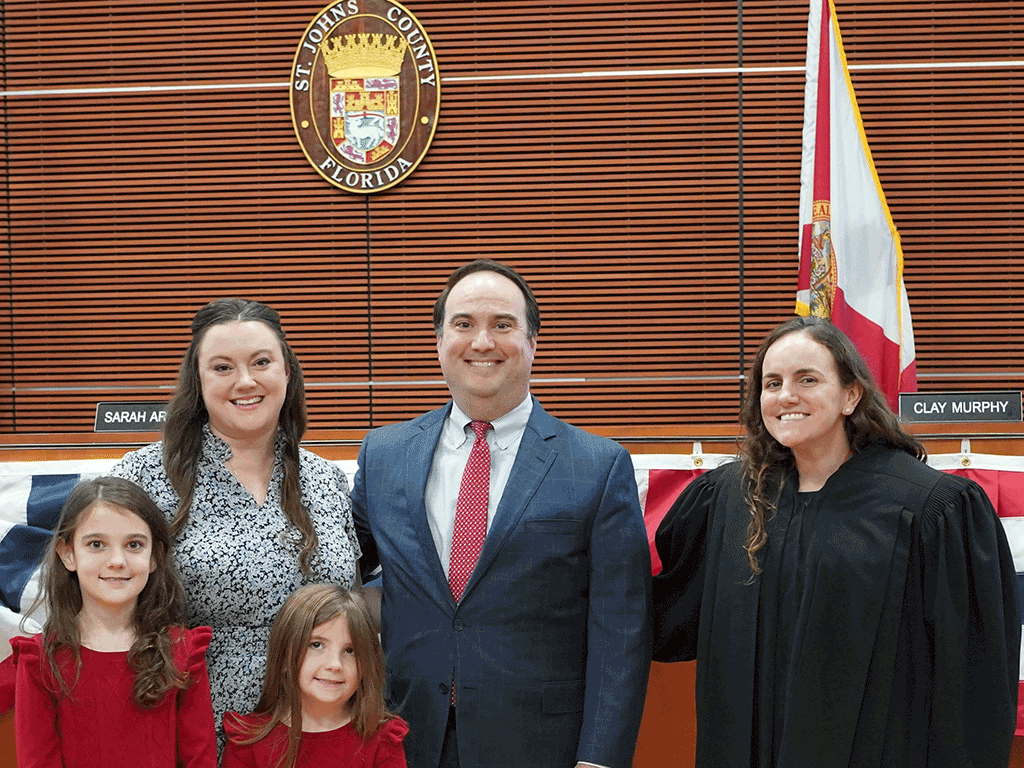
[2,0,1023,439]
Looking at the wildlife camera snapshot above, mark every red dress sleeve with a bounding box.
[371,717,409,768]
[11,634,62,768]
[0,649,15,715]
[222,713,282,768]
[174,626,217,768]
[220,711,257,768]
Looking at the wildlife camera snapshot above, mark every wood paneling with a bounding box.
[2,0,1023,441]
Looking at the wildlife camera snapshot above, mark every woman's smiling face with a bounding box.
[197,320,289,443]
[760,330,862,460]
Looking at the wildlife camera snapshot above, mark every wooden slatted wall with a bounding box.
[1,0,1022,442]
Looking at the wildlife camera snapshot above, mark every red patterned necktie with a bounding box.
[448,420,492,603]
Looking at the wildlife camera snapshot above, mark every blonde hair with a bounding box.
[225,585,394,768]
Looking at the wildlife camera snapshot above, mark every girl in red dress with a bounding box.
[9,476,217,767]
[222,584,408,768]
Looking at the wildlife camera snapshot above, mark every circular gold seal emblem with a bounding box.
[290,0,441,194]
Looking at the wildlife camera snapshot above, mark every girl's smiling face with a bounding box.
[56,501,156,615]
[298,614,361,724]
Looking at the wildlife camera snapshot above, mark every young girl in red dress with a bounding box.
[222,584,408,768]
[9,476,217,767]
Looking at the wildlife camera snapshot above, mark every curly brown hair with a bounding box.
[738,316,925,574]
[30,476,189,707]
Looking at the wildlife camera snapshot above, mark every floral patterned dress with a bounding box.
[111,426,360,749]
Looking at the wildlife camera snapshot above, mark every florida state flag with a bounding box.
[795,0,917,410]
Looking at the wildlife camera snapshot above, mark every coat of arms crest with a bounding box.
[290,1,440,194]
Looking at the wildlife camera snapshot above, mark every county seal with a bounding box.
[290,0,441,193]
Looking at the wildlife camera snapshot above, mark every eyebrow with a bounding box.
[79,532,150,541]
[448,312,519,324]
[205,349,277,361]
[762,367,821,378]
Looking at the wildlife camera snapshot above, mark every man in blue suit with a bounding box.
[352,259,651,768]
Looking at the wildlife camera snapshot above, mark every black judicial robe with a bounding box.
[652,445,1020,768]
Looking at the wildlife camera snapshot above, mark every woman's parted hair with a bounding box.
[31,476,188,706]
[161,298,319,573]
[738,316,925,573]
[225,584,395,768]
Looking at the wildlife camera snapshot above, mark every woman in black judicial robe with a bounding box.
[652,316,1020,768]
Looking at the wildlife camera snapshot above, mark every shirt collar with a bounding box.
[447,395,533,450]
[200,422,286,463]
[202,423,233,463]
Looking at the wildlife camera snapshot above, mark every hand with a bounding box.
[361,584,382,628]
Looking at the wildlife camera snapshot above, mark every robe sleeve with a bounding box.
[651,469,717,663]
[914,474,1020,768]
[11,634,62,768]
[175,626,218,768]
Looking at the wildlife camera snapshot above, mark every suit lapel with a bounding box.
[405,405,450,596]
[461,400,558,600]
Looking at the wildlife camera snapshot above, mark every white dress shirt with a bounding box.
[424,395,608,768]
[424,395,533,577]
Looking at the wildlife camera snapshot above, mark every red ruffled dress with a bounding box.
[10,626,217,768]
[0,649,14,714]
[221,712,408,768]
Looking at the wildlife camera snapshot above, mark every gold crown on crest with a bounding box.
[319,33,409,78]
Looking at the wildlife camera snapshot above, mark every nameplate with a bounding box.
[94,402,167,432]
[898,391,1023,423]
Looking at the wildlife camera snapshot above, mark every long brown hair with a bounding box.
[225,585,395,768]
[29,476,189,706]
[738,316,925,574]
[162,298,319,574]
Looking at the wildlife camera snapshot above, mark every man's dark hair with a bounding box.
[432,259,541,338]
